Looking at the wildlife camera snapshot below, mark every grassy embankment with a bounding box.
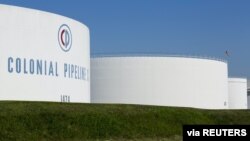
[0,102,250,141]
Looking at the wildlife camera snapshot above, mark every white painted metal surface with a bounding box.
[248,80,250,109]
[0,5,90,103]
[91,56,228,109]
[228,78,247,109]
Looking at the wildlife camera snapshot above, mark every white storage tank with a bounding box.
[228,78,247,109]
[91,55,229,109]
[247,79,250,109]
[0,4,90,103]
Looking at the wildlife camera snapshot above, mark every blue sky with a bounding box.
[1,0,250,78]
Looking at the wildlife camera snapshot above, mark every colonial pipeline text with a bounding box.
[7,57,89,81]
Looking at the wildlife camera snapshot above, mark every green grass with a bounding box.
[0,102,250,141]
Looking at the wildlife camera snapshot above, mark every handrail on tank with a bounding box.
[91,53,228,63]
[228,76,248,79]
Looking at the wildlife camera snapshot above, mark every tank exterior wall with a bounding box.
[248,95,250,109]
[0,5,90,103]
[228,78,247,109]
[248,80,250,109]
[91,56,228,109]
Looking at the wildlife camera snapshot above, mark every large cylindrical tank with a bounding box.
[228,78,247,109]
[248,80,250,109]
[0,5,90,103]
[91,55,228,109]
